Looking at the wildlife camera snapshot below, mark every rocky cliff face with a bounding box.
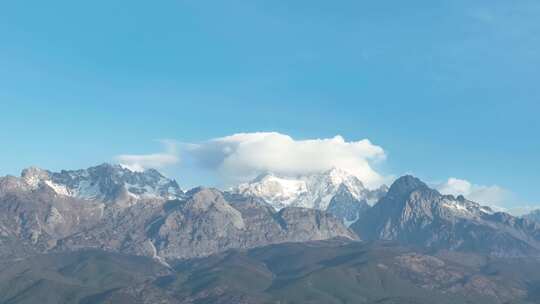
[352,175,540,257]
[0,175,104,255]
[57,188,357,260]
[326,184,371,226]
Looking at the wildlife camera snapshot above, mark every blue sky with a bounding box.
[0,1,538,210]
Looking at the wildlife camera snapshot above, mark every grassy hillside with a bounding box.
[1,241,540,304]
[0,250,167,304]
[104,240,540,304]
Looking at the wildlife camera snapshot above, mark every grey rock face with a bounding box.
[0,177,104,254]
[153,189,358,259]
[326,184,370,225]
[352,175,540,257]
[57,187,357,260]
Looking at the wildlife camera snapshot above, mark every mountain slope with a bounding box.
[3,241,540,304]
[57,187,357,260]
[0,176,104,254]
[97,240,540,304]
[352,175,540,257]
[327,184,371,225]
[0,250,168,304]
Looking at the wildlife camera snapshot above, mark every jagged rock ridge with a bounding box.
[352,175,540,257]
[20,163,184,204]
[57,187,357,260]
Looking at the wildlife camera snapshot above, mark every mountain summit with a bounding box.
[20,163,183,204]
[352,175,540,257]
[385,175,431,199]
[231,168,387,224]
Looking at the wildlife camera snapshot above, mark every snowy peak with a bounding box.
[235,173,308,209]
[323,167,362,187]
[232,168,387,212]
[18,163,183,203]
[309,167,367,198]
[351,175,540,256]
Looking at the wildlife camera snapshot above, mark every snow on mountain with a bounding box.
[440,194,495,217]
[20,163,183,204]
[232,168,387,219]
[352,175,540,257]
[523,210,540,223]
[0,165,355,261]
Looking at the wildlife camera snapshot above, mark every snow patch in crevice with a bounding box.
[343,212,360,227]
[44,180,70,196]
[442,202,470,213]
[147,239,171,269]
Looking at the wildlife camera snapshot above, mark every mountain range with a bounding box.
[352,175,540,257]
[0,164,355,261]
[1,163,540,303]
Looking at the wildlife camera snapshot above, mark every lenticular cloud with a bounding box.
[187,132,386,188]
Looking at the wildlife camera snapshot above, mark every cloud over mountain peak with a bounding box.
[186,132,387,188]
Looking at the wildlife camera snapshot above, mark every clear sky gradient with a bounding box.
[1,1,538,208]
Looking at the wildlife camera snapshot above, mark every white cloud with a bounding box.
[115,134,538,214]
[436,177,510,207]
[116,140,179,172]
[506,206,540,217]
[186,132,387,188]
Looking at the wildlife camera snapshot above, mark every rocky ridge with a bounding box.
[352,175,540,257]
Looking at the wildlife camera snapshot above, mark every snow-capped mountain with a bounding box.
[0,164,355,260]
[352,175,540,257]
[231,168,387,224]
[20,163,183,204]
